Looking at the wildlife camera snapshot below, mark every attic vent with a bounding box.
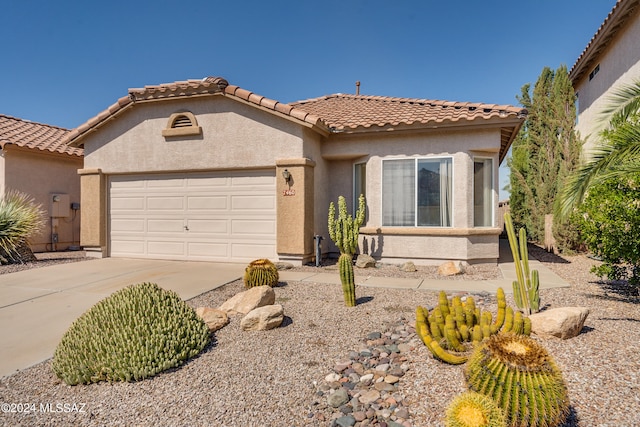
[162,111,202,137]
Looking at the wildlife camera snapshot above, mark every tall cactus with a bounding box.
[504,213,540,315]
[328,194,366,307]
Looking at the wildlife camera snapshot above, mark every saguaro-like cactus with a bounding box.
[504,213,540,315]
[328,194,366,307]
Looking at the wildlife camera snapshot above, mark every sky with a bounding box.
[1,0,618,199]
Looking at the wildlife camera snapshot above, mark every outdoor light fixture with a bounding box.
[282,169,292,183]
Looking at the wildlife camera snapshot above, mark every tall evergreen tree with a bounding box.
[508,65,581,250]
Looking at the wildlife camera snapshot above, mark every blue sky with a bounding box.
[1,0,617,198]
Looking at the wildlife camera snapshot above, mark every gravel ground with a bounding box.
[1,246,639,426]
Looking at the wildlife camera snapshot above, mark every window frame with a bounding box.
[381,156,454,228]
[473,156,494,228]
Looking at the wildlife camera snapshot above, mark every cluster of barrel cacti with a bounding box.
[415,288,531,364]
[465,333,570,427]
[504,213,540,315]
[328,194,366,307]
[243,258,279,288]
[52,282,210,385]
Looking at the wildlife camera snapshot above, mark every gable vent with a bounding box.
[162,111,202,137]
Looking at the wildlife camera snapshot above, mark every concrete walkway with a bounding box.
[0,240,569,378]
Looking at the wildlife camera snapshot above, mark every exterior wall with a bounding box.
[3,148,82,252]
[574,7,640,150]
[321,128,502,264]
[82,96,307,173]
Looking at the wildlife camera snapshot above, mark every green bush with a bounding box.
[52,282,210,385]
[576,173,640,286]
[0,190,45,262]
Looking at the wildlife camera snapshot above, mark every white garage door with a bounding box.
[109,170,276,263]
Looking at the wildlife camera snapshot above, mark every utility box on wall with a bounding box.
[50,194,71,218]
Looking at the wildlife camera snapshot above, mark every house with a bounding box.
[64,77,525,265]
[0,114,83,252]
[570,0,640,149]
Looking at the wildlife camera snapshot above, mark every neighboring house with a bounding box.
[64,77,525,265]
[0,115,83,252]
[570,0,640,150]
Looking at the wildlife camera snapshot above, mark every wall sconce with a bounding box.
[282,169,292,184]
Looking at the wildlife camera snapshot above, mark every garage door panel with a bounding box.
[187,196,228,210]
[109,170,276,262]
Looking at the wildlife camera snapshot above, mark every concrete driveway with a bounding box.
[0,258,244,378]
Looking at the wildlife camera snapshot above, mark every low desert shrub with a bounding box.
[52,282,209,385]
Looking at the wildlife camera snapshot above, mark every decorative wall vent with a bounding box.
[162,112,202,137]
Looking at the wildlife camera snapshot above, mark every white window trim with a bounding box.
[381,156,454,228]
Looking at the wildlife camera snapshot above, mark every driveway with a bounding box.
[0,258,244,378]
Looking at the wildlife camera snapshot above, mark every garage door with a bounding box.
[109,170,276,263]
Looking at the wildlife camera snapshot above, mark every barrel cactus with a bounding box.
[445,391,506,427]
[328,194,366,307]
[465,333,570,427]
[243,258,279,288]
[52,282,210,385]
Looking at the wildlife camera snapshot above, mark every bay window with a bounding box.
[382,158,452,227]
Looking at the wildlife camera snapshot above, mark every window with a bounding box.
[589,64,600,81]
[382,158,452,227]
[474,158,493,227]
[354,162,366,208]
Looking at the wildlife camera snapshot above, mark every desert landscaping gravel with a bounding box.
[0,245,639,426]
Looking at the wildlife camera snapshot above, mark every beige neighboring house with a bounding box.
[570,0,640,150]
[64,77,525,265]
[0,114,83,252]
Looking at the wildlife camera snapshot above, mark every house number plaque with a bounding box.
[283,189,296,196]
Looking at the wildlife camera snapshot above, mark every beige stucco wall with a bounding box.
[82,96,307,173]
[318,128,502,263]
[574,8,640,151]
[2,148,82,252]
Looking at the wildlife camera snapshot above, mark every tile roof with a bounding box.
[569,0,640,82]
[289,94,525,131]
[64,76,525,162]
[0,114,83,157]
[65,77,325,146]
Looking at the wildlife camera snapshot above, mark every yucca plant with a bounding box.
[445,391,506,427]
[52,282,210,385]
[0,190,45,263]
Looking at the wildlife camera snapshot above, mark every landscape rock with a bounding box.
[400,261,417,272]
[194,307,229,332]
[437,261,465,276]
[328,388,350,408]
[275,262,294,270]
[529,307,590,339]
[240,304,284,331]
[219,286,275,315]
[355,254,376,268]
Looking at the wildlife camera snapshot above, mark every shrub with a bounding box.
[0,190,45,263]
[243,258,279,288]
[576,173,640,286]
[52,282,210,385]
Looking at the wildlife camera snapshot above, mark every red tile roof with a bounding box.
[0,114,83,157]
[289,93,525,131]
[65,76,525,162]
[570,0,640,82]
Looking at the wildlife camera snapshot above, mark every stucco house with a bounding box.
[0,114,83,252]
[64,77,525,265]
[570,0,640,149]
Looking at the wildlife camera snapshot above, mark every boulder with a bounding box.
[240,304,284,331]
[438,261,465,276]
[529,307,590,339]
[400,261,417,272]
[275,262,294,270]
[218,286,275,315]
[194,307,229,332]
[355,254,376,268]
